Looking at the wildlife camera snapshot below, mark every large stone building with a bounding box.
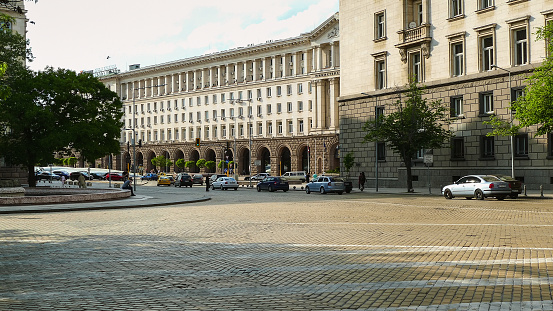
[338,0,553,190]
[0,0,28,183]
[101,14,341,176]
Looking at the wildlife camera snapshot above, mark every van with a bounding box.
[282,171,307,182]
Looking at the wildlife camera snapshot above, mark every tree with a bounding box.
[343,152,355,179]
[363,80,452,192]
[184,160,195,172]
[176,158,186,171]
[196,159,206,170]
[488,23,553,137]
[205,160,216,172]
[151,155,172,172]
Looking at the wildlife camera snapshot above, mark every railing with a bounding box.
[397,24,430,44]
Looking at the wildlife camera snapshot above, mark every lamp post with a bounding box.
[491,65,515,178]
[362,92,379,192]
[230,98,253,186]
[125,127,136,191]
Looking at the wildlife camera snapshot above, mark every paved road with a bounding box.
[1,186,553,310]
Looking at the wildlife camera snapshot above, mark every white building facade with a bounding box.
[338,0,553,189]
[101,14,341,176]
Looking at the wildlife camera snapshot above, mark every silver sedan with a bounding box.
[211,177,238,190]
[442,175,512,200]
[305,176,345,195]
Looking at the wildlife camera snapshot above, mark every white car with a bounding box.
[442,175,512,200]
[211,177,238,190]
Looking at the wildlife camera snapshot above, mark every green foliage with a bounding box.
[151,156,172,171]
[343,152,355,174]
[175,158,185,169]
[363,80,452,191]
[205,160,216,171]
[184,161,195,169]
[326,167,340,174]
[67,157,78,167]
[196,159,206,169]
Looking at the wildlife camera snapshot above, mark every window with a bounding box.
[213,94,217,104]
[277,103,282,113]
[513,28,528,66]
[481,136,495,159]
[409,52,422,82]
[197,112,201,121]
[377,142,386,161]
[451,137,465,159]
[221,125,226,138]
[297,83,303,94]
[287,85,292,95]
[230,108,235,117]
[231,125,235,137]
[257,105,262,116]
[248,106,253,117]
[278,122,283,134]
[239,124,244,137]
[189,112,193,122]
[298,101,303,112]
[205,127,209,139]
[267,104,272,114]
[197,97,201,106]
[258,123,263,135]
[238,107,243,117]
[277,86,282,96]
[238,91,243,100]
[450,0,463,18]
[248,90,253,100]
[288,120,293,133]
[515,134,529,157]
[299,120,304,133]
[213,110,217,119]
[213,126,217,138]
[268,122,273,135]
[205,95,209,105]
[221,109,226,118]
[266,87,272,97]
[375,11,386,40]
[230,92,235,100]
[376,60,386,89]
[479,92,494,115]
[287,102,293,113]
[450,96,463,117]
[479,0,493,10]
[221,93,226,102]
[257,89,262,99]
[482,36,494,71]
[189,98,193,107]
[452,42,464,76]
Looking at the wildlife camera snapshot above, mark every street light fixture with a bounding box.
[491,65,515,178]
[230,98,253,187]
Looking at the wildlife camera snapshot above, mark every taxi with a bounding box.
[157,176,172,186]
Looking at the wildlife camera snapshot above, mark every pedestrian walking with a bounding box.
[122,177,135,196]
[61,175,66,187]
[206,175,210,192]
[78,173,87,189]
[359,172,366,191]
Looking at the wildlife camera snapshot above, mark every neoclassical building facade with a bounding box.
[100,14,341,176]
[338,0,553,189]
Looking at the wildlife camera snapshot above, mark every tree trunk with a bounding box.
[403,156,414,192]
[27,164,36,187]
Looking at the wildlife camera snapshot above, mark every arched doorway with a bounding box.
[223,149,234,174]
[330,144,340,172]
[279,147,291,176]
[174,150,185,173]
[240,148,250,175]
[162,150,171,173]
[146,151,156,173]
[137,152,144,174]
[258,147,271,174]
[189,150,200,173]
[205,149,216,173]
[299,146,309,172]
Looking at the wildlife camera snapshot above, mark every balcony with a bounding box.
[395,23,432,62]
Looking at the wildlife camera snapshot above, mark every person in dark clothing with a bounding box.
[206,175,210,192]
[358,172,366,191]
[122,177,135,196]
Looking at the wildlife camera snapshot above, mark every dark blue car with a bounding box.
[141,173,159,181]
[256,177,289,192]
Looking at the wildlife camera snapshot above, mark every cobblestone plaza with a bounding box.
[2,187,553,310]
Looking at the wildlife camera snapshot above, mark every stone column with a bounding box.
[252,59,258,82]
[330,43,335,68]
[283,53,290,77]
[329,78,339,129]
[271,56,276,79]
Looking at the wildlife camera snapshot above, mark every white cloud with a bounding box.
[25,0,338,72]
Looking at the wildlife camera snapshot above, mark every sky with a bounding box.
[25,0,339,73]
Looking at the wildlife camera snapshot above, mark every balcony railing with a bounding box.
[397,23,431,45]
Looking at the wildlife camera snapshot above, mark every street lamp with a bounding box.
[230,98,253,186]
[124,127,137,191]
[491,65,515,178]
[362,92,379,192]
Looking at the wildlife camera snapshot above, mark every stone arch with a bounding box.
[277,145,292,176]
[137,152,144,174]
[328,142,340,172]
[256,145,271,174]
[174,149,185,173]
[296,144,310,172]
[239,147,250,175]
[189,149,200,173]
[145,150,157,173]
[204,148,217,173]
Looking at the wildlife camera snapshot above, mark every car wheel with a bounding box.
[283,189,288,192]
[305,186,311,194]
[338,191,343,195]
[475,189,485,200]
[268,185,274,192]
[510,194,519,199]
[346,190,351,193]
[220,185,224,190]
[497,195,506,201]
[320,187,326,194]
[211,185,215,190]
[257,186,261,192]
[444,189,453,200]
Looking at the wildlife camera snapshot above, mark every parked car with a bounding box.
[282,171,307,182]
[104,173,124,181]
[488,174,523,199]
[211,177,238,190]
[157,176,172,186]
[256,177,289,192]
[305,176,345,195]
[90,172,107,180]
[53,170,70,179]
[442,175,512,200]
[209,174,227,183]
[192,174,204,185]
[246,173,271,181]
[36,171,61,181]
[175,173,193,187]
[141,173,158,181]
[69,171,92,181]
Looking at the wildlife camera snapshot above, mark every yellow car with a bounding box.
[157,176,171,186]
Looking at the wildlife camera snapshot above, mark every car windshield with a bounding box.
[481,176,501,182]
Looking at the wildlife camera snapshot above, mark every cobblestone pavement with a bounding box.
[1,187,553,310]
